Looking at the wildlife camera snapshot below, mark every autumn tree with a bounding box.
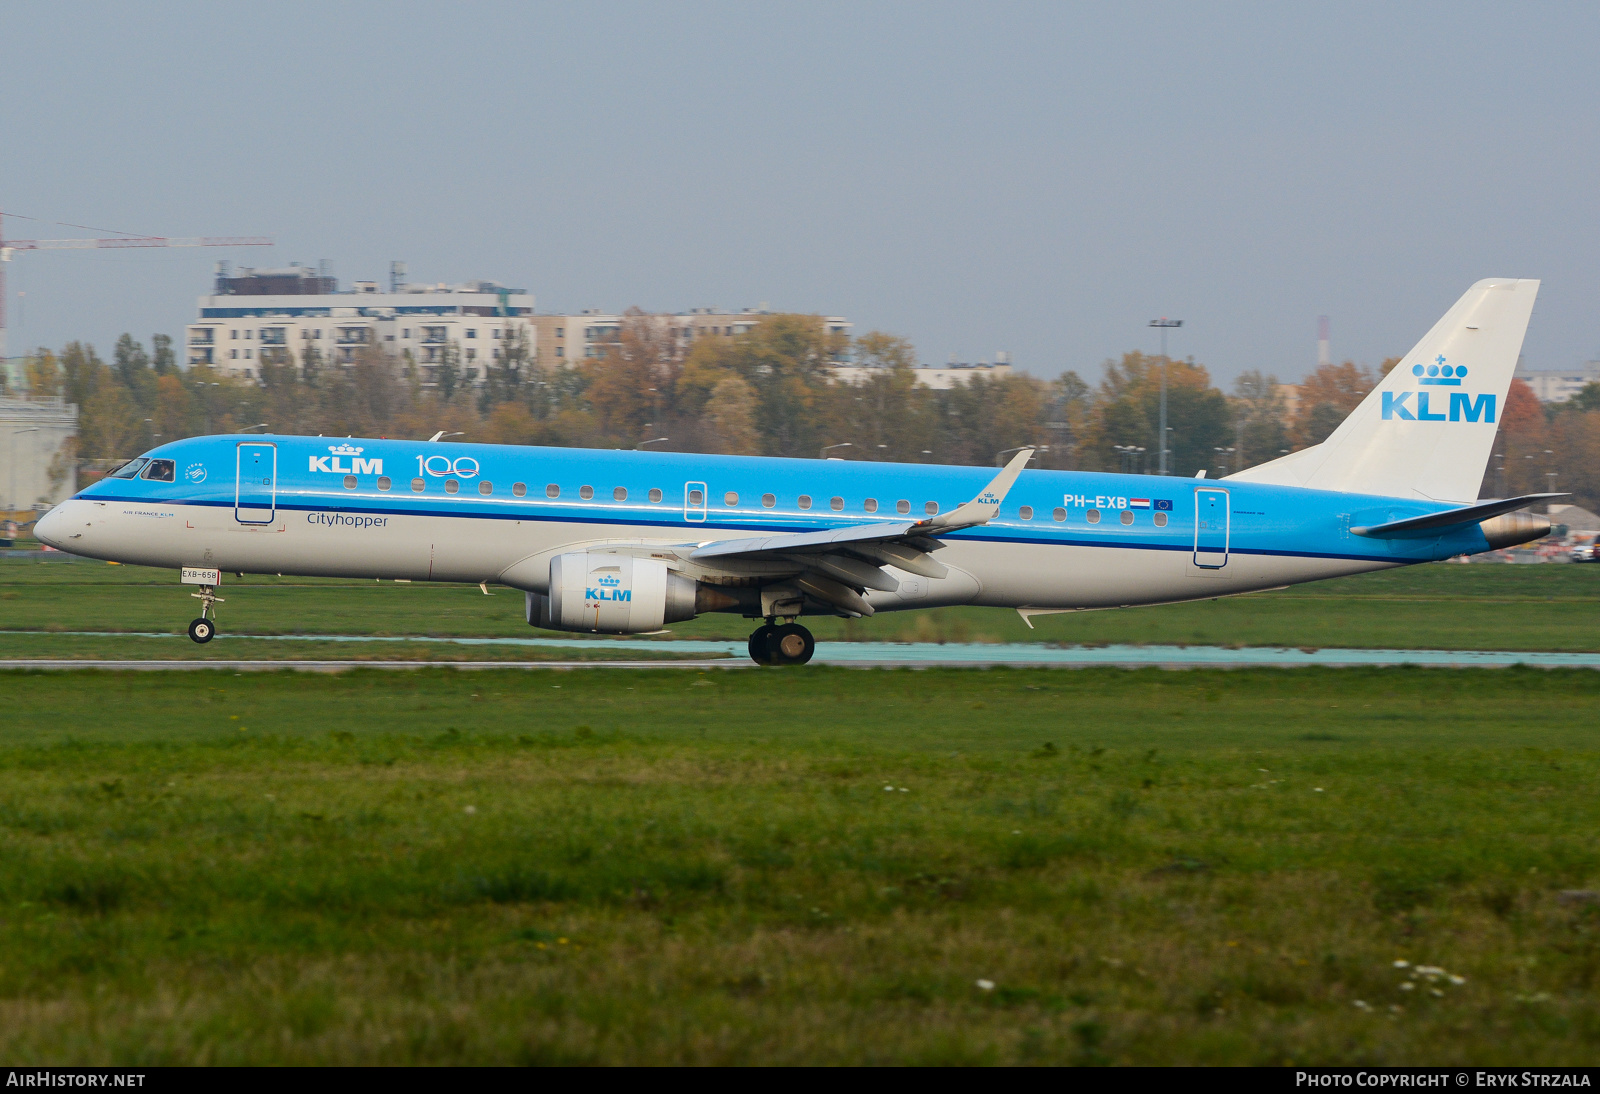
[1292,361,1373,449]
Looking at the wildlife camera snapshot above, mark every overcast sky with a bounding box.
[2,1,1597,386]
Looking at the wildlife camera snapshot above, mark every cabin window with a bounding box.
[140,459,176,482]
[1019,505,1033,520]
[1154,512,1168,527]
[546,484,560,498]
[761,493,776,508]
[1086,509,1101,524]
[925,501,938,515]
[411,478,425,492]
[798,495,812,510]
[896,499,910,515]
[512,483,526,497]
[725,492,739,506]
[830,497,844,511]
[377,476,392,491]
[649,488,663,503]
[343,475,357,489]
[864,498,878,513]
[688,488,704,506]
[614,487,628,501]
[479,481,493,495]
[445,480,460,494]
[579,485,594,500]
[1052,507,1066,521]
[106,458,149,479]
[1120,510,1134,525]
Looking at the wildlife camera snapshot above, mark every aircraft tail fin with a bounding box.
[1228,278,1540,502]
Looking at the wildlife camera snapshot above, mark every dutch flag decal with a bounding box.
[1130,498,1151,509]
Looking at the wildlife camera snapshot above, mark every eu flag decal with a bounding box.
[1153,499,1173,511]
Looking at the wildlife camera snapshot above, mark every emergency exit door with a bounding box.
[1193,488,1229,569]
[235,443,277,525]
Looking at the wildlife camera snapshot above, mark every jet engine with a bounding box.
[1479,512,1551,549]
[524,552,733,634]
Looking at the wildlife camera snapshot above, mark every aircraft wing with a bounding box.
[1351,492,1565,537]
[684,448,1035,615]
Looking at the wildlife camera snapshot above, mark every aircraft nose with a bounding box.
[32,504,69,549]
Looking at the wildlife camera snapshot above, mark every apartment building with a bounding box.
[527,307,852,366]
[187,266,536,384]
[831,353,1013,390]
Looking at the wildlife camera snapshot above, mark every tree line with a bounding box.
[5,311,1591,510]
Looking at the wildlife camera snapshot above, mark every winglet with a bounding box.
[918,447,1035,532]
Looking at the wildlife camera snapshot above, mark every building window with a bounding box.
[245,330,252,339]
[579,485,594,500]
[613,487,628,501]
[1154,512,1168,527]
[924,501,939,515]
[492,329,501,339]
[547,484,560,498]
[445,480,460,494]
[244,349,253,359]
[798,495,812,510]
[314,329,322,339]
[1053,507,1066,521]
[555,327,563,337]
[1019,505,1033,520]
[466,329,477,338]
[512,483,527,497]
[412,478,425,492]
[466,349,476,361]
[402,329,410,339]
[761,493,775,508]
[1087,509,1101,524]
[230,349,238,359]
[230,330,238,339]
[479,481,493,495]
[1120,510,1134,525]
[864,498,878,513]
[648,488,662,503]
[830,497,844,511]
[897,500,910,514]
[377,476,391,491]
[556,347,565,358]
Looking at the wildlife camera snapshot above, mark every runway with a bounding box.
[4,632,1600,670]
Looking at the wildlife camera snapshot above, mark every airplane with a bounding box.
[35,278,1555,666]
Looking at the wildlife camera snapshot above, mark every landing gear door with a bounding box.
[235,442,277,525]
[1193,487,1229,569]
[684,480,707,523]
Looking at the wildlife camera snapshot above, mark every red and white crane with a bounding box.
[0,210,272,362]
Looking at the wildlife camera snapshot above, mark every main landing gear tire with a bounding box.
[765,623,815,666]
[188,617,216,644]
[748,624,776,666]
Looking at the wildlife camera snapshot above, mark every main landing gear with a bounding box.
[748,621,815,666]
[188,584,224,644]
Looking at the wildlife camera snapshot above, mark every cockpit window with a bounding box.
[106,458,149,480]
[140,459,176,482]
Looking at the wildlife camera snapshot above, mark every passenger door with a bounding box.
[1193,487,1229,569]
[235,442,277,525]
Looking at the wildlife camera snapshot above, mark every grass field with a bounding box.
[4,557,1600,653]
[1,666,1600,1064]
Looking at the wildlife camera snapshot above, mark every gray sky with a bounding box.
[3,1,1597,386]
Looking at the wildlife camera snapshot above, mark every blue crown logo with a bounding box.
[597,574,622,587]
[1413,355,1465,387]
[329,444,364,456]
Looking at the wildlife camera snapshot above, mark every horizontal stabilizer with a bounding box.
[1351,493,1565,538]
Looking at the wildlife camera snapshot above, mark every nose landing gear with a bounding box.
[748,620,815,666]
[188,585,224,644]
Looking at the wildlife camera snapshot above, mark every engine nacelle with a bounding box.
[525,553,698,634]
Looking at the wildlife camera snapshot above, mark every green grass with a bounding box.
[4,557,1600,652]
[2,666,1600,1063]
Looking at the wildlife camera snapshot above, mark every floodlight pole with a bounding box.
[1149,319,1183,475]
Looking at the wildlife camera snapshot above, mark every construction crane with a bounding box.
[0,210,272,362]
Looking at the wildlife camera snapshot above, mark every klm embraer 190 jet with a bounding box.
[35,279,1555,665]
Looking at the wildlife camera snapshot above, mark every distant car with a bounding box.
[1570,545,1598,562]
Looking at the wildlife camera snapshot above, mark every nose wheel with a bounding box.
[748,621,814,666]
[188,584,224,644]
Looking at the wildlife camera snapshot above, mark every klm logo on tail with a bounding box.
[1381,357,1495,423]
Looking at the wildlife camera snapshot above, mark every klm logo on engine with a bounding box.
[587,573,630,602]
[309,444,383,475]
[1382,357,1496,423]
